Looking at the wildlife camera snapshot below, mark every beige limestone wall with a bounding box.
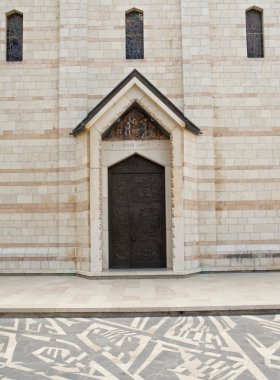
[87,0,184,111]
[57,0,89,273]
[182,0,280,271]
[181,0,216,272]
[210,1,280,271]
[0,0,279,274]
[0,1,63,272]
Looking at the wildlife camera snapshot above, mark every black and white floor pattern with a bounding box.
[0,315,279,379]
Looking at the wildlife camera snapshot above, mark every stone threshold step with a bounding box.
[78,269,197,279]
[1,304,280,317]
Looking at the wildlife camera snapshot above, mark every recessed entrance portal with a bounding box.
[108,154,166,269]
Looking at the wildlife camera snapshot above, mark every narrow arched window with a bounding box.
[126,10,144,59]
[246,8,264,58]
[6,11,23,61]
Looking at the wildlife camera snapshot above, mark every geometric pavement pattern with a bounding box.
[0,315,279,379]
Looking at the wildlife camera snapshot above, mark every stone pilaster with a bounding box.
[181,0,216,271]
[58,0,90,272]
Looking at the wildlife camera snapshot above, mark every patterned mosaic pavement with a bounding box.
[0,315,279,379]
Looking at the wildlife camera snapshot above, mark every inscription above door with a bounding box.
[109,154,166,269]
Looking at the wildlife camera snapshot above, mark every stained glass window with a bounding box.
[126,10,144,59]
[246,9,264,58]
[6,12,23,62]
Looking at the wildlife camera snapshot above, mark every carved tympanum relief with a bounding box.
[102,105,169,141]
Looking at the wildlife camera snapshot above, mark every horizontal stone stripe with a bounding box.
[184,162,204,170]
[166,94,183,99]
[215,200,280,211]
[59,106,87,112]
[87,91,183,101]
[0,201,88,213]
[58,60,88,66]
[88,57,182,65]
[197,127,280,136]
[184,252,280,261]
[59,94,88,99]
[184,200,280,211]
[0,95,88,102]
[184,176,280,184]
[1,164,278,175]
[184,240,280,246]
[184,93,280,99]
[0,27,58,32]
[0,107,77,113]
[183,57,280,63]
[0,96,57,101]
[212,165,280,170]
[184,163,280,171]
[0,178,89,186]
[187,105,280,110]
[0,256,81,262]
[182,58,211,64]
[213,128,280,137]
[183,177,197,182]
[183,22,278,29]
[0,128,74,140]
[0,243,89,249]
[0,164,88,174]
[0,56,88,67]
[181,22,210,27]
[88,38,124,42]
[60,24,88,28]
[88,95,103,100]
[89,25,181,30]
[0,129,59,140]
[183,200,203,210]
[0,127,280,141]
[186,105,212,109]
[1,60,58,66]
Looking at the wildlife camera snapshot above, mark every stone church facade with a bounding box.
[0,1,279,275]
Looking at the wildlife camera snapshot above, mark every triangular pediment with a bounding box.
[102,103,169,141]
[71,70,200,136]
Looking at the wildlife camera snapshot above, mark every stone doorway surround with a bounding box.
[105,147,169,270]
[71,70,200,276]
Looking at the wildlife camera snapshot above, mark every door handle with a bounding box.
[131,235,136,241]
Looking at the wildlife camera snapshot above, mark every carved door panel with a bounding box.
[109,155,166,269]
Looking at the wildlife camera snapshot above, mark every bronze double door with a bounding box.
[108,154,166,269]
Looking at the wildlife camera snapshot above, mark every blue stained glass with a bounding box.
[126,11,144,59]
[7,13,23,62]
[246,9,263,58]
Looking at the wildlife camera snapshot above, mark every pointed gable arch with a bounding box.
[72,70,200,137]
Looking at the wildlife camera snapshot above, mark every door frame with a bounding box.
[101,141,171,270]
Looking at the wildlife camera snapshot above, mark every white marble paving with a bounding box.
[0,272,279,313]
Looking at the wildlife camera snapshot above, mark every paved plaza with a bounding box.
[0,272,280,314]
[0,273,279,379]
[0,315,279,379]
